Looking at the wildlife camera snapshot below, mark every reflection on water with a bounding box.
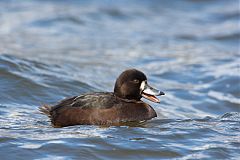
[0,0,239,159]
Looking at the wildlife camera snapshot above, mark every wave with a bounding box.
[0,54,96,105]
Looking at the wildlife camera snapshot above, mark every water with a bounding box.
[0,0,239,159]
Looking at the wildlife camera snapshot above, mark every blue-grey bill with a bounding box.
[142,83,165,103]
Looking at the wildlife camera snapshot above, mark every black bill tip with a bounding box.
[159,91,165,96]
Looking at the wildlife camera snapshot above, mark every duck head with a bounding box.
[114,69,165,103]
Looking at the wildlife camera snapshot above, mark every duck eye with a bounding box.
[133,79,139,83]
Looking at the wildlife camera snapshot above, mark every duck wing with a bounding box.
[54,92,116,110]
[71,92,116,109]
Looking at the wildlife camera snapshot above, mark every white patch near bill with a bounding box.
[140,80,146,91]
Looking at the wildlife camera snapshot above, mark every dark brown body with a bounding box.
[40,93,157,127]
[39,69,164,127]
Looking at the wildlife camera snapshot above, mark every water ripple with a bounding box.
[0,0,239,159]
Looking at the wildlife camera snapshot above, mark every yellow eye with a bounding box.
[133,79,139,83]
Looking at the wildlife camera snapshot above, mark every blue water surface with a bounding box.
[0,0,239,159]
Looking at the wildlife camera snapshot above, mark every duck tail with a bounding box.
[39,104,52,117]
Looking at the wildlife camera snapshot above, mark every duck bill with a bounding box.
[141,81,165,103]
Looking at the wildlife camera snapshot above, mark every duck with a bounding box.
[39,69,165,127]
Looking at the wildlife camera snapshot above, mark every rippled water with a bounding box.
[0,0,240,159]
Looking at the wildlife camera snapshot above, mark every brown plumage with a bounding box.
[39,69,164,127]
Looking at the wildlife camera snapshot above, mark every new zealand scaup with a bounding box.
[39,69,165,127]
